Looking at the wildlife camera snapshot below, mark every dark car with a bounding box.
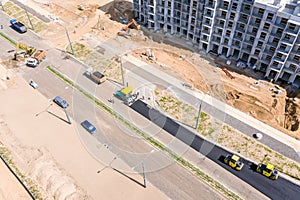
[81,120,97,134]
[53,96,69,108]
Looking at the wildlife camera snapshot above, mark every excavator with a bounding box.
[118,19,140,37]
[14,43,36,60]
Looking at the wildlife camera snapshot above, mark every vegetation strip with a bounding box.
[46,65,242,200]
[0,31,17,46]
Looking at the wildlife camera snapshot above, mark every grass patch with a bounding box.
[0,31,17,46]
[46,66,242,200]
[3,1,47,33]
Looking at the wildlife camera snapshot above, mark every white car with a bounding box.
[29,80,38,89]
[26,58,38,67]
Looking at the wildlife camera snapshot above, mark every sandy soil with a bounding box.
[0,64,167,199]
[0,158,32,200]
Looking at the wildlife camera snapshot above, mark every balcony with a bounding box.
[270,65,282,71]
[202,29,211,35]
[205,3,215,9]
[277,47,290,54]
[240,8,251,15]
[238,17,249,24]
[204,11,214,18]
[285,28,300,36]
[214,22,225,28]
[281,38,295,46]
[273,57,285,64]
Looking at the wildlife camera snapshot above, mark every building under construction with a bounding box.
[133,0,300,86]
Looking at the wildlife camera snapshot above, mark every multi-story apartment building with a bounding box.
[133,0,300,86]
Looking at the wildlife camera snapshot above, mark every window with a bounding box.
[273,61,279,66]
[263,23,270,31]
[276,53,283,59]
[244,4,251,11]
[218,29,222,34]
[235,40,240,46]
[237,32,242,38]
[224,38,229,44]
[224,1,229,9]
[276,28,283,35]
[254,49,260,56]
[242,14,248,21]
[294,55,300,61]
[288,23,296,31]
[239,23,245,29]
[250,36,255,42]
[297,46,300,52]
[257,41,263,47]
[260,32,267,39]
[284,34,291,40]
[280,18,288,25]
[267,13,274,21]
[279,44,287,50]
[266,55,272,61]
[255,18,261,25]
[230,13,235,20]
[226,30,231,36]
[221,11,227,18]
[258,8,265,15]
[290,64,297,71]
[270,47,276,53]
[207,10,212,16]
[232,3,237,10]
[168,1,171,7]
[273,38,279,44]
[228,21,233,28]
[253,27,258,34]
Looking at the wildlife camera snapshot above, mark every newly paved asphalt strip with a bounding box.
[124,61,300,163]
[130,100,300,200]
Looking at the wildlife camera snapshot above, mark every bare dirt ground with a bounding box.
[20,0,299,139]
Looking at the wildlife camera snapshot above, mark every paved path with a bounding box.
[123,55,300,163]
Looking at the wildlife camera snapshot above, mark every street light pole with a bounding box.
[141,161,146,188]
[64,26,74,55]
[24,8,34,31]
[120,56,125,86]
[195,94,206,130]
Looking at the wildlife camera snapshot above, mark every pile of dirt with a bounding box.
[101,0,134,23]
[0,119,90,199]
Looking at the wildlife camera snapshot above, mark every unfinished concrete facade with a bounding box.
[133,0,300,86]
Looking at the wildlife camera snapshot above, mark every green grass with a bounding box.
[46,66,242,200]
[0,32,17,46]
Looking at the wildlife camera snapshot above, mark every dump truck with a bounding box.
[10,19,27,33]
[224,154,244,171]
[256,163,279,180]
[87,71,106,84]
[26,50,46,67]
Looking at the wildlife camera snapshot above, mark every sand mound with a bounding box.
[0,119,91,200]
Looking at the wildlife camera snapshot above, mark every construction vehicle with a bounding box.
[26,50,46,67]
[16,43,36,56]
[118,19,140,36]
[86,71,106,84]
[256,163,279,180]
[10,19,27,33]
[224,154,244,171]
[114,86,136,105]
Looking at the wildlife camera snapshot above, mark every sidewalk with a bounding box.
[123,54,300,162]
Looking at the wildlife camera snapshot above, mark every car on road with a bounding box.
[224,154,244,171]
[81,120,96,134]
[53,96,69,108]
[29,79,38,89]
[256,163,279,180]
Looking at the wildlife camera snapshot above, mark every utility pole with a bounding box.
[64,26,74,55]
[195,100,202,130]
[0,1,4,11]
[120,56,125,86]
[24,9,34,31]
[64,108,72,124]
[142,162,146,188]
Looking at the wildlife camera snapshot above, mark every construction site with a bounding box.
[1,0,300,139]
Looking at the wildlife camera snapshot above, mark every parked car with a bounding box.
[53,96,69,108]
[81,120,96,134]
[10,19,27,33]
[29,79,38,89]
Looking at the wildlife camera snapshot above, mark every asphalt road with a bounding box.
[130,99,300,200]
[123,61,300,163]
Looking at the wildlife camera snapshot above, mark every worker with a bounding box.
[0,25,3,29]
